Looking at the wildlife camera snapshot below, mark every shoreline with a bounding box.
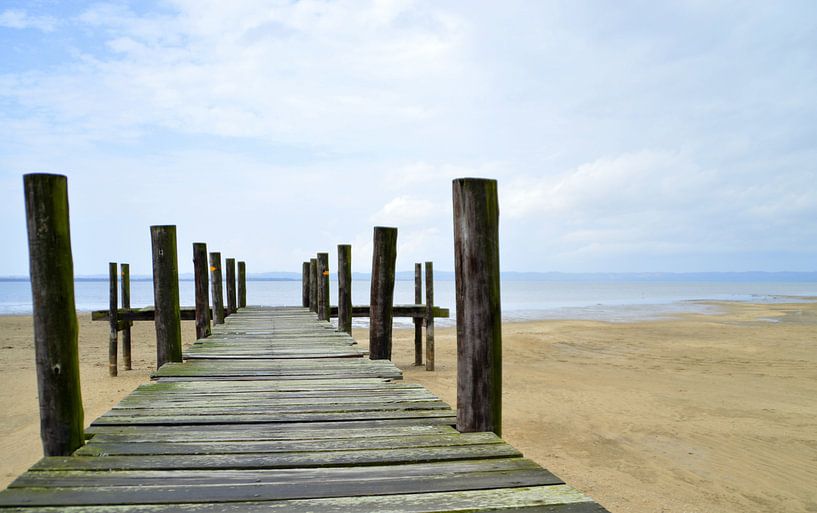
[1,302,816,512]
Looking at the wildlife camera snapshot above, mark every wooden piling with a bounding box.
[108,262,118,377]
[120,263,132,370]
[425,261,435,372]
[151,225,183,369]
[238,261,247,309]
[337,244,352,335]
[301,261,310,308]
[209,252,225,325]
[192,243,211,339]
[317,252,330,321]
[226,258,237,315]
[414,262,423,366]
[369,226,397,360]
[23,173,84,456]
[309,258,318,313]
[453,178,502,436]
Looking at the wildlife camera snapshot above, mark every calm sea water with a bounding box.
[1,279,815,325]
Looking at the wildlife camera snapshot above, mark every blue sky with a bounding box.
[1,1,815,276]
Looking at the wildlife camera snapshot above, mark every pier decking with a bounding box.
[0,307,606,512]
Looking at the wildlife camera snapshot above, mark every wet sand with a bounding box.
[2,302,816,512]
[359,301,817,513]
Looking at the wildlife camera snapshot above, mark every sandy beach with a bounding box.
[1,302,816,512]
[0,315,199,489]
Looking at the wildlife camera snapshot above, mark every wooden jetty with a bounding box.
[0,307,605,511]
[5,174,609,512]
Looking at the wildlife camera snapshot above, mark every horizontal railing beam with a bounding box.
[94,304,449,322]
[330,305,449,319]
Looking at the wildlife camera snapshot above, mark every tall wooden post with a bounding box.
[108,262,118,377]
[309,258,318,313]
[425,261,435,372]
[238,261,247,309]
[317,252,330,321]
[226,257,237,315]
[193,243,211,339]
[337,244,352,334]
[369,226,397,360]
[210,252,225,324]
[151,225,182,369]
[121,263,132,370]
[413,262,423,366]
[301,261,310,308]
[453,178,502,436]
[24,173,84,456]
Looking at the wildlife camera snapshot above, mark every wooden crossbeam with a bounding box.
[93,304,449,323]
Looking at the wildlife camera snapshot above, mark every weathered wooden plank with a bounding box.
[120,394,435,405]
[196,331,353,338]
[127,383,427,394]
[151,360,403,380]
[133,376,405,387]
[0,468,557,506]
[125,378,408,394]
[182,352,364,360]
[184,350,361,356]
[33,443,522,470]
[11,458,544,487]
[90,409,455,426]
[116,392,439,407]
[154,375,408,382]
[0,485,597,512]
[76,432,501,456]
[112,399,439,411]
[98,401,450,417]
[86,424,455,440]
[120,392,435,404]
[186,342,359,349]
[84,421,458,441]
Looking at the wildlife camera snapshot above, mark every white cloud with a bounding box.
[0,1,473,151]
[1,2,816,274]
[0,9,57,32]
[501,149,817,264]
[370,196,437,226]
[384,161,511,190]
[504,150,711,219]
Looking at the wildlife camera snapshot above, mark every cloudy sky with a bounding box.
[1,1,815,276]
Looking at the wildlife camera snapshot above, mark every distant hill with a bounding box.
[251,271,817,282]
[2,271,816,282]
[498,271,817,282]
